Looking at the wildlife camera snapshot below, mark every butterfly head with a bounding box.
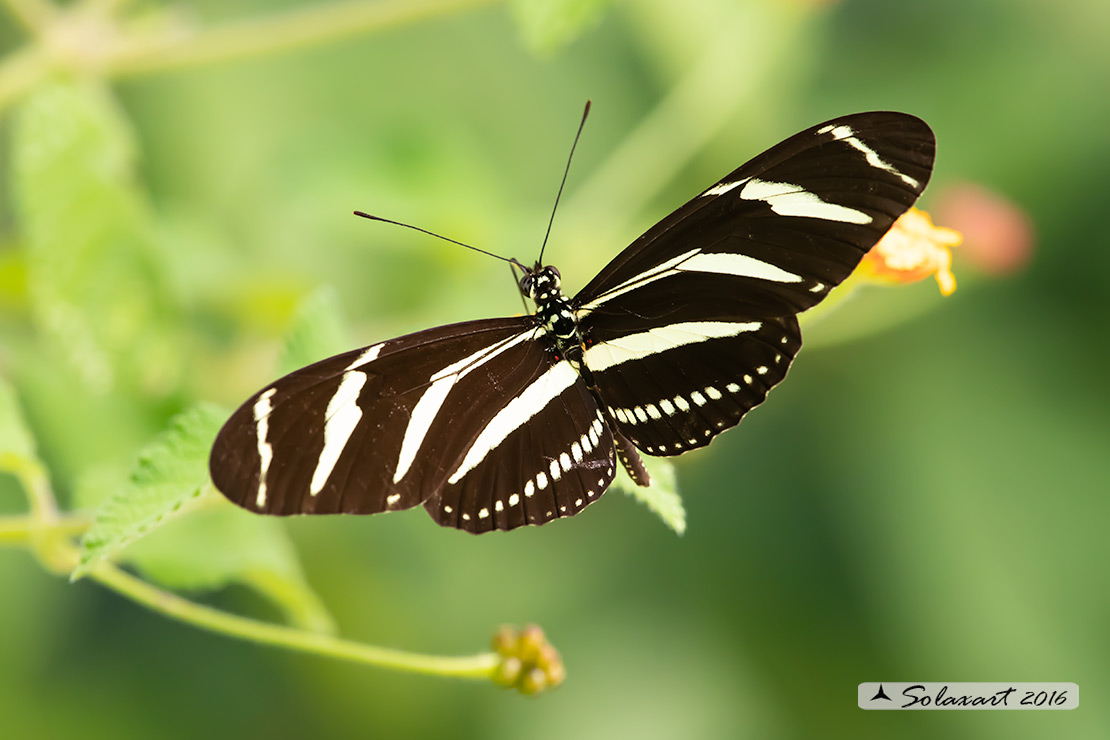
[520,264,562,303]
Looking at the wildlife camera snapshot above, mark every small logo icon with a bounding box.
[859,682,1079,710]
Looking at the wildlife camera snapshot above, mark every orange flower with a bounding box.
[859,208,962,295]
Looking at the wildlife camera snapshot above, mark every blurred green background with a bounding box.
[1,0,1108,738]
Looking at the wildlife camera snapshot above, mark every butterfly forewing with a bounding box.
[574,112,935,319]
[211,317,537,515]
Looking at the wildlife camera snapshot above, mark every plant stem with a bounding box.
[82,546,499,679]
[103,0,501,78]
[1,508,497,680]
[20,461,57,525]
[0,513,88,546]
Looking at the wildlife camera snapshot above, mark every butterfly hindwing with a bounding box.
[584,316,801,455]
[423,366,616,533]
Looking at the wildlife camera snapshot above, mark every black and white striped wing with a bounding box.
[573,112,935,454]
[422,367,616,533]
[210,110,937,533]
[581,316,801,456]
[211,318,531,516]
[575,112,935,319]
[209,316,616,532]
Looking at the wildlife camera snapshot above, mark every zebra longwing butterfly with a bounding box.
[210,111,935,533]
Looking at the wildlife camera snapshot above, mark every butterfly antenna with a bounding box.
[353,211,516,264]
[537,100,591,266]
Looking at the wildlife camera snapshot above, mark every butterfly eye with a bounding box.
[519,274,535,297]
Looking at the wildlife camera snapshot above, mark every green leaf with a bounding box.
[277,285,351,375]
[11,81,179,394]
[73,403,334,632]
[74,404,228,578]
[71,463,130,511]
[510,0,610,54]
[0,374,36,462]
[611,457,686,535]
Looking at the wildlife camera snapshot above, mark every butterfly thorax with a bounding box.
[522,265,583,366]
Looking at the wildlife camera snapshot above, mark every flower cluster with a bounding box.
[490,624,566,695]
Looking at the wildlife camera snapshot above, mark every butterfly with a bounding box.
[209,111,935,533]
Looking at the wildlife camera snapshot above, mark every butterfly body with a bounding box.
[210,112,936,533]
[524,266,578,353]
